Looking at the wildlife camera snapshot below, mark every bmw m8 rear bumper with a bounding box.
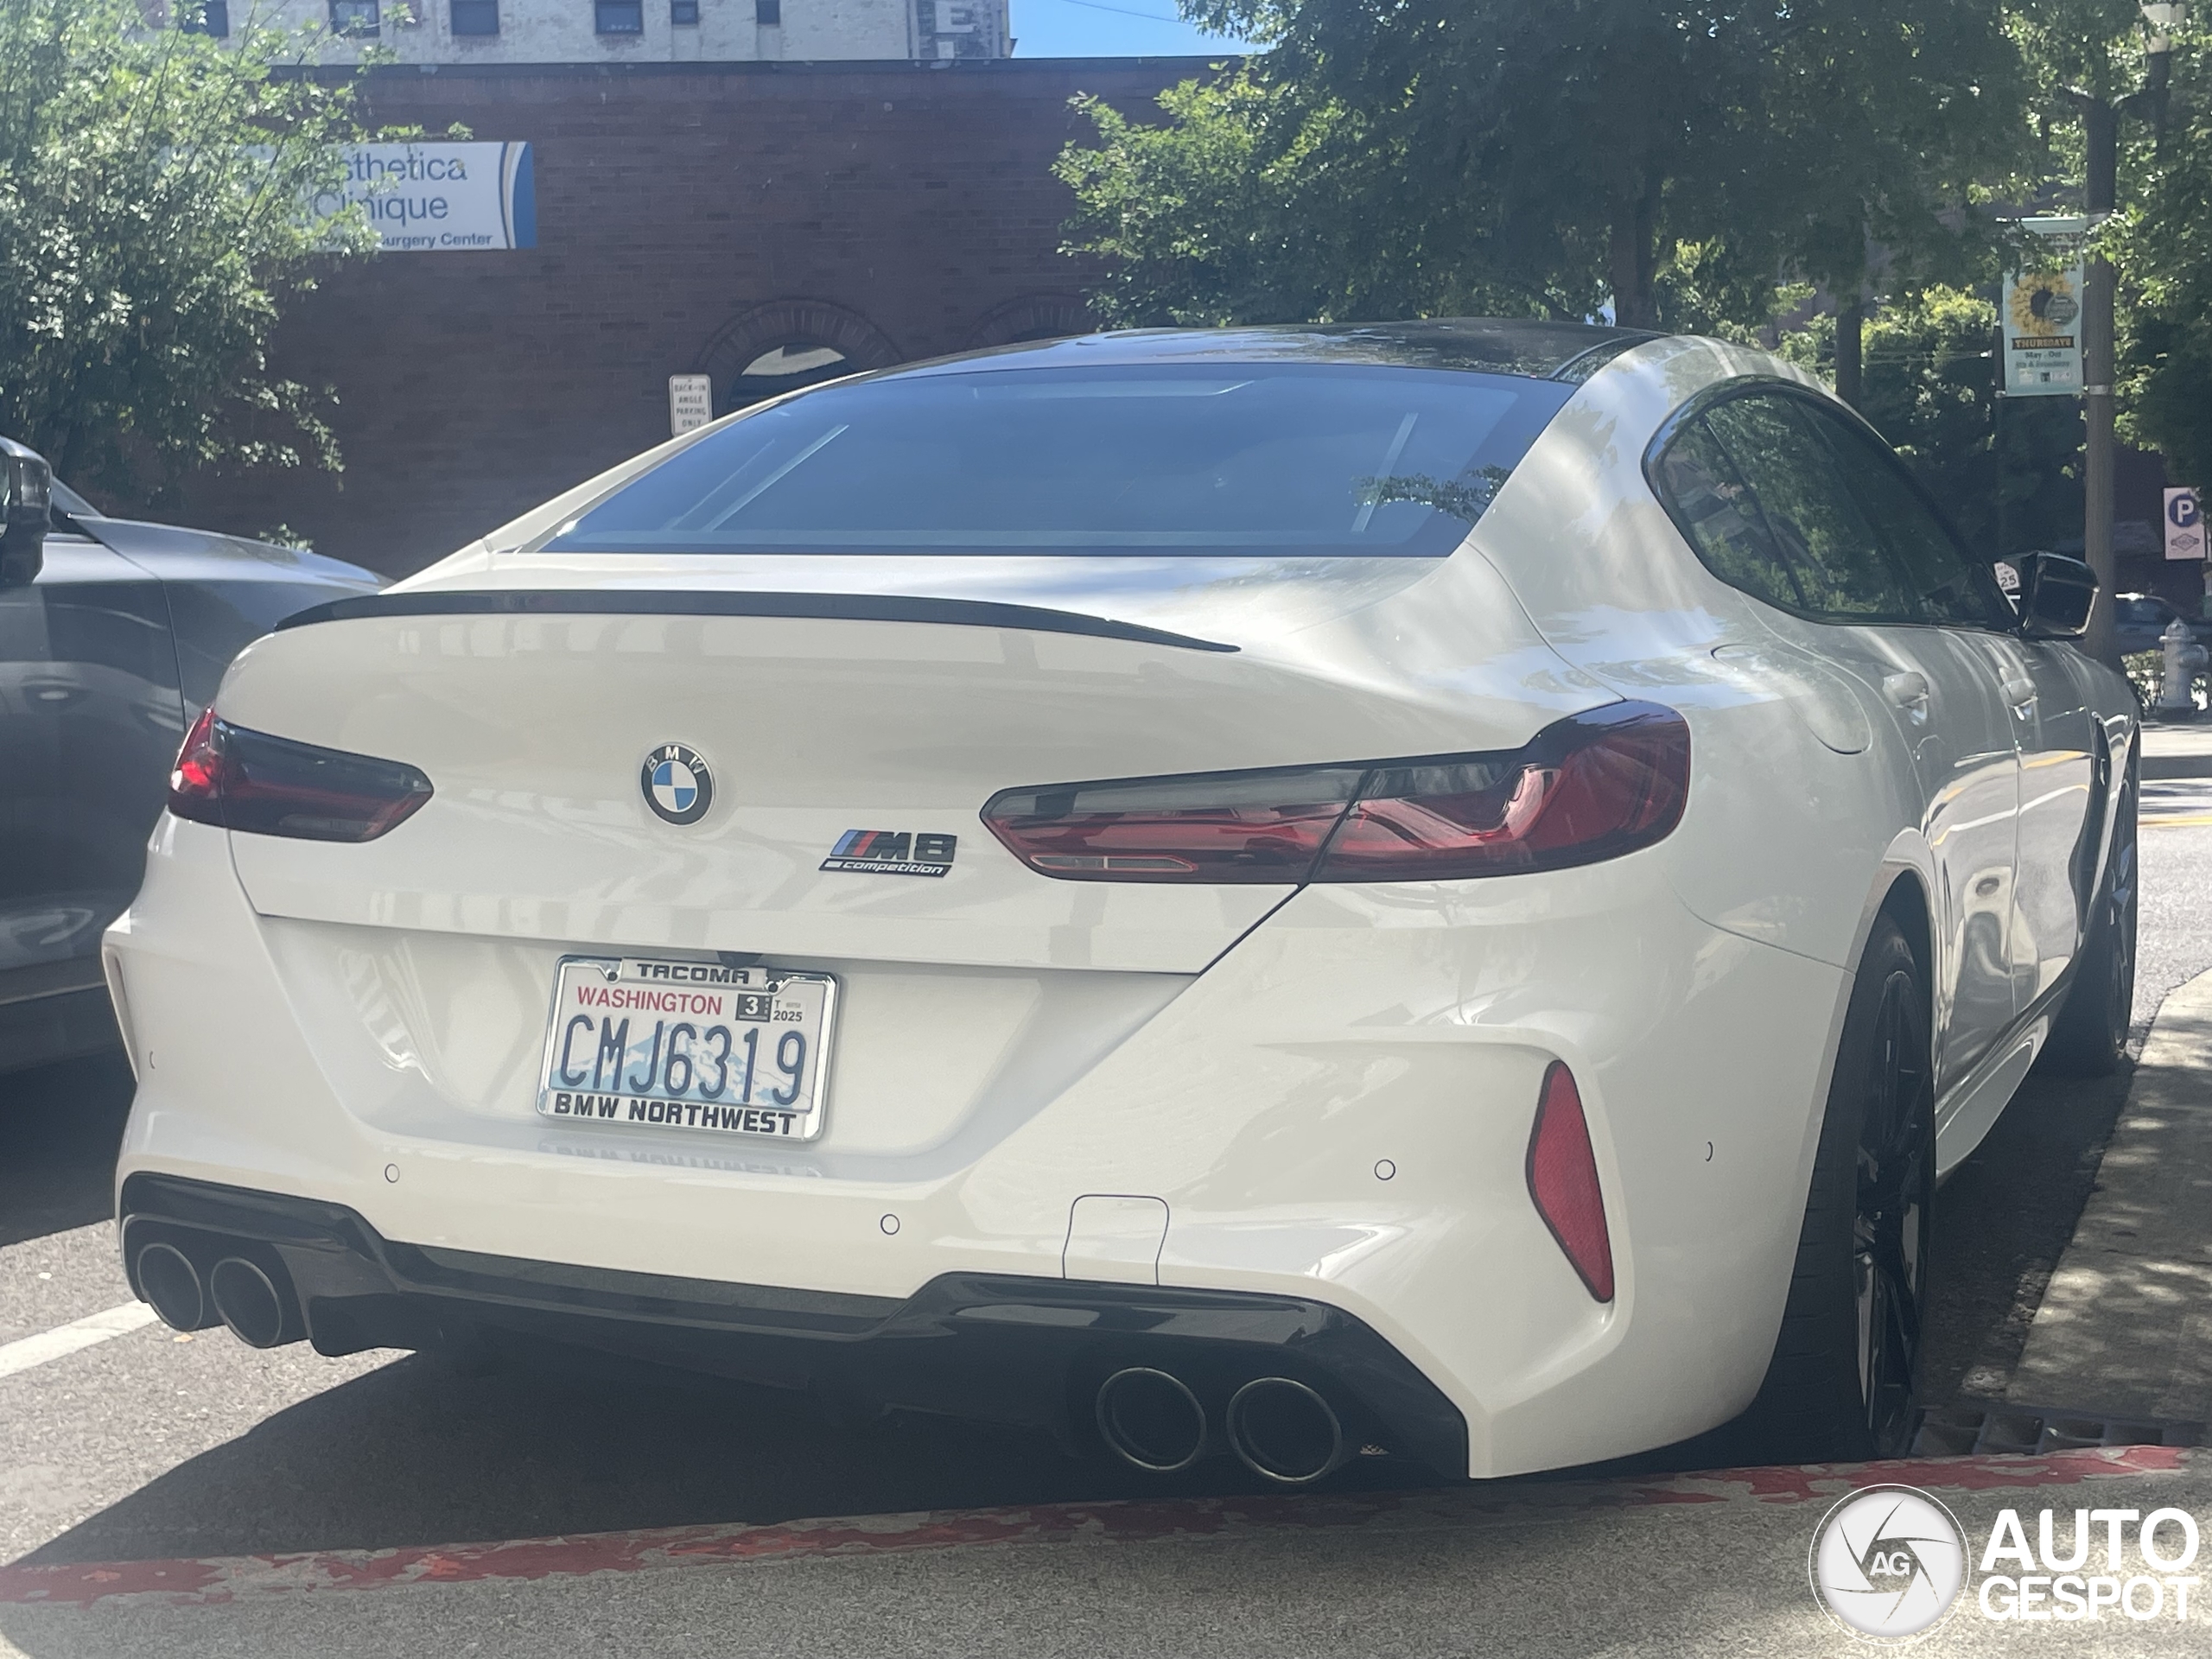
[119,1171,1470,1478]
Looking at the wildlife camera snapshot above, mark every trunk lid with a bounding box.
[221,556,1611,973]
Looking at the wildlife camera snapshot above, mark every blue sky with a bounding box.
[1012,0,1247,57]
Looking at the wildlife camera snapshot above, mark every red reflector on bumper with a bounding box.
[1526,1061,1614,1303]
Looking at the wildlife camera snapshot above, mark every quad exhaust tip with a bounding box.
[131,1236,305,1348]
[1095,1367,1207,1473]
[1225,1376,1349,1486]
[208,1256,298,1350]
[134,1241,208,1332]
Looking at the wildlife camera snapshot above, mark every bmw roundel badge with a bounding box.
[641,743,713,826]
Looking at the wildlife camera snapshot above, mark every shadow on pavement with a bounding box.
[1921,1061,2136,1404]
[16,1337,1432,1566]
[0,1050,133,1250]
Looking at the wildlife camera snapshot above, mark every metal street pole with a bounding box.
[2082,100,2119,667]
[2075,4,2186,667]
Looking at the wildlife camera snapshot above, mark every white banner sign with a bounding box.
[312,142,537,252]
[2168,487,2205,562]
[669,375,715,436]
[2002,217,2086,397]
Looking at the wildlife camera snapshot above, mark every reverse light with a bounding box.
[168,708,433,842]
[980,702,1688,884]
[1526,1061,1615,1303]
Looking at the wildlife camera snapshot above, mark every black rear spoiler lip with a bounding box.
[273,588,1240,653]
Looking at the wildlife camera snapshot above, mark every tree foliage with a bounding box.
[1061,2,2024,334]
[0,0,373,495]
[2112,26,2212,488]
[1780,286,2083,556]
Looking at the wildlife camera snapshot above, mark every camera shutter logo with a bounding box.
[641,744,713,826]
[1809,1484,1968,1640]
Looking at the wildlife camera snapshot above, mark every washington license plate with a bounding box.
[535,957,836,1141]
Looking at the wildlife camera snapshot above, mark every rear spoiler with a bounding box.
[276,588,1238,654]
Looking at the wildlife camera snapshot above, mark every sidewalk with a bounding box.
[2007,965,2212,1423]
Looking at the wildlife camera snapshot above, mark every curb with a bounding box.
[0,1445,2190,1611]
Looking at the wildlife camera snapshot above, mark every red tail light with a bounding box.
[168,708,433,842]
[976,763,1368,882]
[981,702,1688,883]
[1527,1061,1614,1303]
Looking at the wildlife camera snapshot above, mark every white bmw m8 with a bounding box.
[105,322,2136,1483]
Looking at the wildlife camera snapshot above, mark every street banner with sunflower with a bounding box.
[2002,217,2087,397]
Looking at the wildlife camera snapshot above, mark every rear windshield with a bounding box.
[542,364,1575,558]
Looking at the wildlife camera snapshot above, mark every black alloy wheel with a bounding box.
[1740,913,1933,1465]
[2044,765,2139,1077]
[1853,963,1934,1459]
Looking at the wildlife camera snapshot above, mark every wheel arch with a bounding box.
[1851,837,1940,1036]
[1875,868,1935,1007]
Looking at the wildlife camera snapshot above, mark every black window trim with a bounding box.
[1642,375,2019,636]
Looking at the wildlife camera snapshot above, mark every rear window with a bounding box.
[541,364,1575,558]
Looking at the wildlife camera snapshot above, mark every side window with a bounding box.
[1650,416,1802,612]
[1801,407,2012,629]
[1700,395,1919,623]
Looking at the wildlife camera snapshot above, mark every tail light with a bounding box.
[1527,1061,1614,1303]
[981,702,1688,884]
[168,708,433,842]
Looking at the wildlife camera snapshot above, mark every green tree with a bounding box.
[1057,78,1543,327]
[1063,2,2024,337]
[1781,287,2084,556]
[0,0,373,496]
[2111,22,2212,488]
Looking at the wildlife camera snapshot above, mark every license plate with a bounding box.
[535,957,836,1141]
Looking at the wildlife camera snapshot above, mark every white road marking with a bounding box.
[0,1302,157,1381]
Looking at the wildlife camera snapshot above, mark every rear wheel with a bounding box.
[2042,767,2138,1077]
[1741,914,1933,1463]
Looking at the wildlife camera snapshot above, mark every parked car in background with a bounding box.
[0,435,379,1073]
[2114,591,2191,658]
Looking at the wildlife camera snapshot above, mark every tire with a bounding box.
[2041,766,2138,1077]
[1739,914,1934,1464]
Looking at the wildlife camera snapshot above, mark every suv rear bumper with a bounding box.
[119,1172,1470,1479]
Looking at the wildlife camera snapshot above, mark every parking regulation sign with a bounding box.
[669,375,715,436]
[2168,487,2204,562]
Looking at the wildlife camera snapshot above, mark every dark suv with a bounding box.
[1,437,378,1071]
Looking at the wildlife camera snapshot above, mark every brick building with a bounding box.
[175,0,1010,67]
[181,57,1209,575]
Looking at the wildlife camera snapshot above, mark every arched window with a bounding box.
[693,302,902,415]
[732,343,852,406]
[962,295,1093,352]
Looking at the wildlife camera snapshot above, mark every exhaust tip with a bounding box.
[135,1241,207,1332]
[1226,1376,1345,1486]
[207,1256,296,1350]
[1095,1367,1206,1473]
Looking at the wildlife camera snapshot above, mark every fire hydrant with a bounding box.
[2159,617,2208,715]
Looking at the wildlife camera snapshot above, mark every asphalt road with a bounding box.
[3,765,2209,1622]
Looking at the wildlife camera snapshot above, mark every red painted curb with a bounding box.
[0,1445,2190,1610]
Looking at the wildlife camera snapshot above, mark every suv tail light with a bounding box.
[981,702,1688,884]
[168,708,433,842]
